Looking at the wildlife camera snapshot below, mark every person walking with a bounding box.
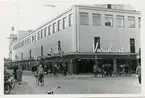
[36,65,45,83]
[63,63,67,76]
[16,66,23,84]
[13,65,18,81]
[93,63,99,77]
[136,63,141,84]
[53,64,58,77]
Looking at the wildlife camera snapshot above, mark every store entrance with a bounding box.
[77,59,94,73]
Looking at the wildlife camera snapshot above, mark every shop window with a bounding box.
[130,38,135,53]
[80,12,89,25]
[105,14,113,26]
[128,16,135,28]
[92,13,101,26]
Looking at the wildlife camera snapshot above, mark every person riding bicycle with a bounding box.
[36,65,44,82]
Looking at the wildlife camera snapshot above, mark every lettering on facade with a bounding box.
[48,46,61,55]
[93,42,124,53]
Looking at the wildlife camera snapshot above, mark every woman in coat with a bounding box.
[16,66,23,84]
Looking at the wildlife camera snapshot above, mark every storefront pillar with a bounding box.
[113,59,117,72]
[69,59,73,74]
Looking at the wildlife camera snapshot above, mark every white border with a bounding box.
[0,0,144,98]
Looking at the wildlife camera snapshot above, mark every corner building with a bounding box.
[11,5,141,74]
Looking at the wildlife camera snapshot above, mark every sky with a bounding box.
[0,0,143,58]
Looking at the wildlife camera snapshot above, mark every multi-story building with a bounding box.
[10,4,141,73]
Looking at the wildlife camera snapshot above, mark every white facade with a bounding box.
[11,5,141,62]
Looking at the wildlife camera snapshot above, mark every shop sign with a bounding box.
[93,42,124,53]
[48,47,61,55]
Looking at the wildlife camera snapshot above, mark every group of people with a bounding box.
[93,64,113,77]
[33,62,68,78]
[4,65,23,84]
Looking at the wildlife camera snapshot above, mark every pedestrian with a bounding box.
[136,63,141,84]
[36,65,45,83]
[93,63,99,77]
[13,65,18,81]
[16,66,23,84]
[63,63,67,76]
[53,64,58,77]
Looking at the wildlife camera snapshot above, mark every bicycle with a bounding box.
[35,73,44,86]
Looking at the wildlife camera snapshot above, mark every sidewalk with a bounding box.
[8,70,137,78]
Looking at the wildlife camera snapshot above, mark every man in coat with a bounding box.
[136,63,141,84]
[16,66,23,84]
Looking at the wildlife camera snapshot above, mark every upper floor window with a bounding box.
[128,16,135,28]
[58,20,61,31]
[69,14,73,26]
[48,25,51,35]
[37,31,40,40]
[44,27,47,37]
[105,14,113,26]
[63,17,67,29]
[35,33,37,41]
[107,4,112,9]
[138,17,141,28]
[41,29,43,38]
[116,15,124,27]
[32,35,35,42]
[80,12,89,25]
[92,13,101,26]
[53,23,57,33]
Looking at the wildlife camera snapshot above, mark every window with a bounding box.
[41,29,43,38]
[92,13,101,26]
[80,12,89,25]
[69,14,73,26]
[22,40,24,46]
[107,4,111,9]
[58,41,61,52]
[29,49,31,58]
[44,27,47,37]
[35,33,37,41]
[53,23,56,33]
[138,17,141,28]
[48,25,51,35]
[58,20,61,31]
[130,38,135,53]
[63,17,67,29]
[94,37,100,53]
[32,35,34,42]
[128,16,135,28]
[105,14,113,26]
[37,31,40,40]
[116,15,124,27]
[21,52,23,59]
[41,46,43,56]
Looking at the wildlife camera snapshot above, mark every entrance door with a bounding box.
[77,59,94,73]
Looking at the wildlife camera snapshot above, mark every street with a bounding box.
[7,71,141,94]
